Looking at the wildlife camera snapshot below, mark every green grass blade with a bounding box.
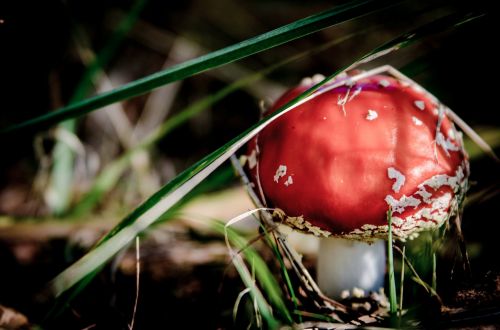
[266,231,301,323]
[1,0,397,134]
[395,245,442,303]
[49,9,484,302]
[387,208,398,314]
[399,245,405,319]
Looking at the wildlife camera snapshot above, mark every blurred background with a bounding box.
[0,0,498,329]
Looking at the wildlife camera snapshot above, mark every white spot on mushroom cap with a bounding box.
[414,100,425,110]
[384,163,466,216]
[272,159,468,242]
[274,165,287,183]
[379,79,390,87]
[415,188,432,203]
[412,85,425,94]
[344,191,457,242]
[274,210,332,237]
[448,128,456,140]
[361,224,377,230]
[387,167,405,193]
[366,109,378,121]
[432,104,461,157]
[385,195,420,214]
[436,132,461,156]
[412,116,423,126]
[284,176,293,187]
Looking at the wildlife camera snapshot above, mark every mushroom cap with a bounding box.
[246,73,469,241]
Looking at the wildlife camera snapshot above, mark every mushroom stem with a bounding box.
[317,238,385,298]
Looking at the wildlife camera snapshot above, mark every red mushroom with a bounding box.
[245,70,469,298]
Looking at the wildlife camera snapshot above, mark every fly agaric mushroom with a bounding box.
[244,69,469,298]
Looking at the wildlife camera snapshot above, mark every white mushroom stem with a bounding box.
[317,238,386,298]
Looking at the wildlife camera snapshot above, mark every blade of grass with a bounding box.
[1,0,398,134]
[399,245,405,319]
[45,0,147,215]
[267,231,301,323]
[70,30,366,217]
[49,10,484,303]
[387,208,398,315]
[394,245,443,304]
